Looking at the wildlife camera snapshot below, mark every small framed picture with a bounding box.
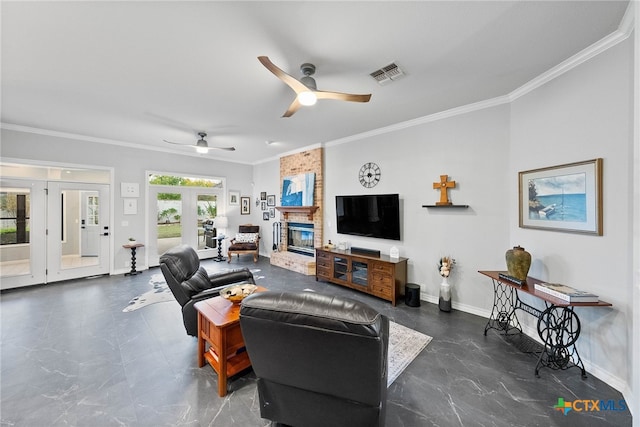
[261,201,267,211]
[267,194,276,206]
[269,207,275,218]
[241,196,250,215]
[229,191,240,206]
[260,191,267,201]
[263,212,269,221]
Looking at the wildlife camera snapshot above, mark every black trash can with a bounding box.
[405,283,421,307]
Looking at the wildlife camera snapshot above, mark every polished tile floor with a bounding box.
[1,256,632,426]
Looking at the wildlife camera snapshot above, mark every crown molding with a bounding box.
[0,123,253,165]
[324,95,511,149]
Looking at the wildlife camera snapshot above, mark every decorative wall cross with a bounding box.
[433,175,456,205]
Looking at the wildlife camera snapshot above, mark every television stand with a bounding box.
[316,248,408,306]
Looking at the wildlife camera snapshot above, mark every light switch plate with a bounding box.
[121,182,139,197]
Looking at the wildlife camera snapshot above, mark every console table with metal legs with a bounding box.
[479,270,612,379]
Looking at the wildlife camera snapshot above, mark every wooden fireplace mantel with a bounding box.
[276,206,319,220]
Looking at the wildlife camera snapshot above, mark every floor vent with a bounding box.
[370,62,405,85]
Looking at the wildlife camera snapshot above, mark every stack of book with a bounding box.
[534,282,599,303]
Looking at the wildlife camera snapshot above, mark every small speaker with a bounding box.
[350,247,381,257]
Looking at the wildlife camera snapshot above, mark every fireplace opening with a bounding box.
[287,222,314,257]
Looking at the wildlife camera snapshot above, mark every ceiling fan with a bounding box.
[163,132,235,153]
[258,56,372,117]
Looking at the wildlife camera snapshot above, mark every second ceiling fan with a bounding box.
[258,56,372,118]
[163,132,235,153]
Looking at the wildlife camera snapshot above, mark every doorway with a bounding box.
[1,172,111,289]
[148,185,222,266]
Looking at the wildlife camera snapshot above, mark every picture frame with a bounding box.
[260,191,267,201]
[229,191,240,206]
[269,207,275,218]
[263,212,269,221]
[240,196,250,215]
[261,201,267,211]
[519,158,602,235]
[267,194,276,206]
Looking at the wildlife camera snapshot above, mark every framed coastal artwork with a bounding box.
[518,158,602,235]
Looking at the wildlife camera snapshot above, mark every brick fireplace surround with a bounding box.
[270,148,323,275]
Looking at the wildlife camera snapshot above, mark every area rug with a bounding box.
[123,272,432,386]
[387,321,432,386]
[122,268,264,312]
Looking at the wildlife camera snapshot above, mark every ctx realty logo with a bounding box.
[554,398,627,415]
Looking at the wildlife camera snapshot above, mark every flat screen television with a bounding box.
[336,194,401,240]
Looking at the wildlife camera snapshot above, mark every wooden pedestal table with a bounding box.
[194,286,267,397]
[479,271,612,378]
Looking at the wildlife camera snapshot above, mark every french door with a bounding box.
[1,180,110,288]
[0,178,46,289]
[148,186,219,266]
[46,182,110,283]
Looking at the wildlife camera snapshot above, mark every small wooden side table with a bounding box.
[122,243,144,276]
[194,286,267,397]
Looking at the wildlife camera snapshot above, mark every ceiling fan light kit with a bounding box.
[258,56,372,117]
[298,91,317,106]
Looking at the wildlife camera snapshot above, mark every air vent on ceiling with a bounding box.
[370,62,405,85]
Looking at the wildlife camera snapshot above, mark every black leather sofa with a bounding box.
[159,244,255,336]
[239,291,389,427]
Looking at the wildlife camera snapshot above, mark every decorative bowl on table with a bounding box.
[220,283,258,304]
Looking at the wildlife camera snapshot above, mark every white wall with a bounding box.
[510,38,634,394]
[0,129,255,272]
[323,104,511,315]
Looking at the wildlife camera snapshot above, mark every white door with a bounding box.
[47,182,110,282]
[0,178,47,289]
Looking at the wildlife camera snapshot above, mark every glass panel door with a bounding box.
[156,192,182,257]
[197,193,218,251]
[351,260,369,287]
[148,186,220,266]
[0,179,46,289]
[46,182,109,283]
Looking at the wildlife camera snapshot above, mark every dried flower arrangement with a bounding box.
[438,256,455,278]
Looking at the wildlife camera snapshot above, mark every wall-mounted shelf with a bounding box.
[422,204,469,208]
[276,206,319,220]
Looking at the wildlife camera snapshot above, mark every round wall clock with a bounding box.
[359,162,381,188]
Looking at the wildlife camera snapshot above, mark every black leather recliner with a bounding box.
[159,244,255,336]
[239,291,389,427]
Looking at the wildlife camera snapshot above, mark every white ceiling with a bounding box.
[1,1,631,164]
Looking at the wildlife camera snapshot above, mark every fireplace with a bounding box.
[287,222,314,257]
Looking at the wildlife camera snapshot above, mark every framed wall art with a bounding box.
[240,196,250,215]
[519,158,602,235]
[267,194,276,206]
[229,191,240,206]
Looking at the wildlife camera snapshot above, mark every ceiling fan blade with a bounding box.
[163,139,191,146]
[258,56,310,94]
[209,146,236,151]
[315,91,371,103]
[282,97,302,118]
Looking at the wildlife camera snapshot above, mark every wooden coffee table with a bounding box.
[194,286,267,397]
